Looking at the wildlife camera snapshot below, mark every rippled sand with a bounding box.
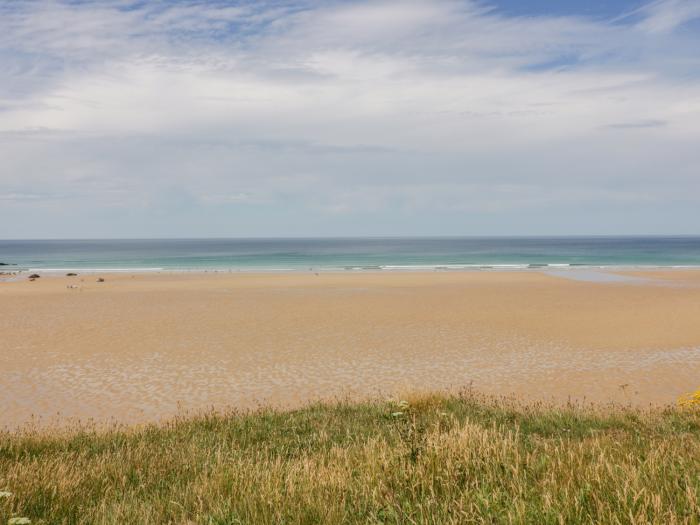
[2,270,700,429]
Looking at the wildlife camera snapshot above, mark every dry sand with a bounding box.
[2,270,700,429]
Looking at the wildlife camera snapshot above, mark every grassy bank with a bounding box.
[1,393,700,524]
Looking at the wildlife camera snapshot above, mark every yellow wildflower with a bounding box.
[678,388,700,408]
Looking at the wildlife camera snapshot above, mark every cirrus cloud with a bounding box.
[0,0,699,238]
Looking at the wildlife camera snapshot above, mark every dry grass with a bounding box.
[1,392,700,524]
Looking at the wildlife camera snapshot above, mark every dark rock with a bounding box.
[66,273,78,277]
[97,277,105,282]
[29,274,41,279]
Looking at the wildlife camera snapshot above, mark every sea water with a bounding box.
[1,237,700,272]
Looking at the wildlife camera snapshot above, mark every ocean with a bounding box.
[1,237,700,273]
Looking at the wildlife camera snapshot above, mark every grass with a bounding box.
[1,392,700,524]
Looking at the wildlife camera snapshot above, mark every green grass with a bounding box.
[1,392,700,524]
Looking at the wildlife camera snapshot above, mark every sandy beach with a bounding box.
[2,269,700,429]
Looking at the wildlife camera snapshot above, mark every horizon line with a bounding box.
[2,234,700,242]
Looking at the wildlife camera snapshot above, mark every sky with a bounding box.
[1,0,699,239]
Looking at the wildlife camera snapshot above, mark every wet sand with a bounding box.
[2,270,700,429]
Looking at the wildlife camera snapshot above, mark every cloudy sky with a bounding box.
[1,0,699,238]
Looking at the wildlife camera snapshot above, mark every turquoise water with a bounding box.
[1,237,700,272]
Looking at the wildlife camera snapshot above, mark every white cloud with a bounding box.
[0,0,699,237]
[635,0,700,33]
